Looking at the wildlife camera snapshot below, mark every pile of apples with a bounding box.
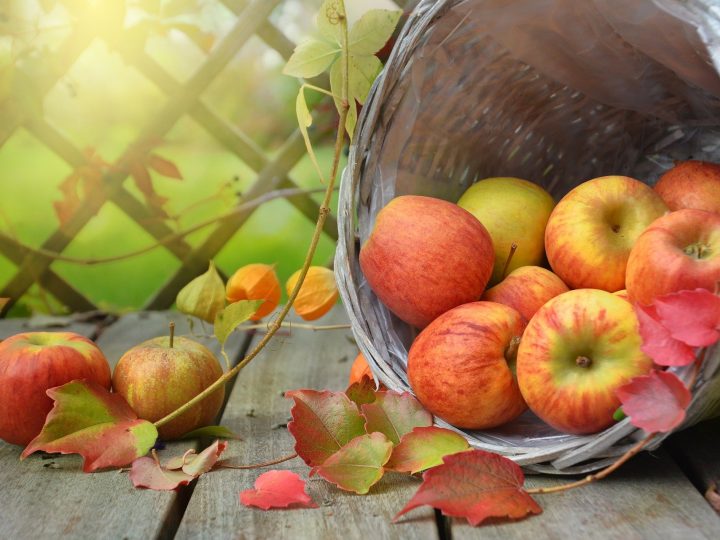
[359,160,720,435]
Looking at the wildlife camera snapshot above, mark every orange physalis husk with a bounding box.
[348,352,375,386]
[285,266,338,321]
[226,264,281,321]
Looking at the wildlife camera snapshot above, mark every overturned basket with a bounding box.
[335,0,720,474]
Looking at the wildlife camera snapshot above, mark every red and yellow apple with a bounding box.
[407,301,526,429]
[0,332,111,446]
[113,335,224,440]
[457,177,555,284]
[359,195,494,328]
[626,209,720,305]
[482,266,569,322]
[517,289,653,435]
[545,176,667,292]
[654,160,720,214]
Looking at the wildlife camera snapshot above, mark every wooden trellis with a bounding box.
[0,0,361,315]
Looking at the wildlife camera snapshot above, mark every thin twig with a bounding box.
[217,452,298,470]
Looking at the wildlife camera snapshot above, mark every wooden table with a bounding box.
[1,308,718,539]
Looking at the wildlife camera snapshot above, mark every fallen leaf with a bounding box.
[616,370,691,433]
[316,432,393,494]
[345,375,376,406]
[22,380,158,472]
[635,304,696,366]
[386,426,470,474]
[130,452,194,490]
[654,289,720,347]
[361,391,432,445]
[394,450,542,526]
[178,425,241,440]
[181,440,228,476]
[240,470,318,510]
[286,389,366,468]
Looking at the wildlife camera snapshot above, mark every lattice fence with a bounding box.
[0,0,405,315]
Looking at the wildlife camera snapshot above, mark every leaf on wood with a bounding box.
[147,153,183,180]
[705,483,720,514]
[394,449,542,526]
[616,370,691,433]
[386,426,470,474]
[345,375,377,406]
[635,304,696,366]
[316,432,393,494]
[348,9,402,56]
[240,470,318,510]
[286,389,366,468]
[130,452,195,490]
[214,299,264,346]
[361,391,432,445]
[177,261,226,323]
[283,38,340,79]
[178,424,241,441]
[0,297,10,311]
[653,289,720,347]
[21,380,158,473]
[178,440,228,476]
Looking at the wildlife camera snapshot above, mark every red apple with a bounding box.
[545,176,667,291]
[359,195,494,328]
[482,266,568,322]
[654,160,720,214]
[0,332,111,446]
[626,209,720,305]
[517,289,653,435]
[112,334,224,440]
[407,301,526,429]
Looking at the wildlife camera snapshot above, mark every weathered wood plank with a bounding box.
[175,307,439,540]
[447,450,720,539]
[0,314,98,340]
[0,311,249,540]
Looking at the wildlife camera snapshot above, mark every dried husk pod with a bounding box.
[176,261,226,324]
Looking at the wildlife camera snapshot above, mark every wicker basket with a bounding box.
[335,0,720,474]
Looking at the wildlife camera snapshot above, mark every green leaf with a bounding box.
[295,86,325,182]
[178,425,241,440]
[316,0,345,45]
[345,99,357,139]
[386,426,470,474]
[283,39,340,79]
[176,260,226,323]
[21,380,158,472]
[316,432,393,494]
[348,54,382,105]
[348,9,401,56]
[214,300,264,345]
[361,391,432,445]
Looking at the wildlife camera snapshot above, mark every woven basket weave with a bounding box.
[335,0,720,474]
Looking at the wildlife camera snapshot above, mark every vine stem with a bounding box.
[154,1,351,430]
[218,452,298,470]
[241,321,351,332]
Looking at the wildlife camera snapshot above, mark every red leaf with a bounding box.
[240,470,318,510]
[345,376,377,406]
[21,380,157,472]
[286,389,366,468]
[316,432,393,494]
[361,391,432,445]
[394,450,542,526]
[616,370,691,433]
[147,153,183,180]
[635,304,696,366]
[654,289,720,347]
[386,426,470,474]
[130,452,194,491]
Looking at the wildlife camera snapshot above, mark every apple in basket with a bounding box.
[654,160,720,214]
[626,209,720,305]
[517,289,654,435]
[359,195,494,328]
[544,176,667,292]
[407,301,527,429]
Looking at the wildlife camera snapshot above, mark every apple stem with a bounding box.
[575,355,592,368]
[501,242,518,279]
[504,336,521,365]
[169,322,175,349]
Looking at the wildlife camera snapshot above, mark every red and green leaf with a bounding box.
[240,470,318,510]
[635,304,695,366]
[21,380,158,472]
[316,432,393,494]
[361,390,432,445]
[616,370,691,433]
[653,289,720,347]
[345,375,377,406]
[130,451,195,491]
[386,426,470,474]
[394,450,542,526]
[286,389,366,467]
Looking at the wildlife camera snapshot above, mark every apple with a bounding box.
[407,301,526,429]
[545,176,667,291]
[482,266,568,322]
[0,332,111,446]
[517,289,653,435]
[359,195,494,328]
[457,177,555,285]
[112,330,225,440]
[654,160,720,214]
[626,209,720,305]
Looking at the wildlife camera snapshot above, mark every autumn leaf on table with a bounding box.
[240,470,318,510]
[616,370,691,433]
[653,289,720,347]
[316,432,393,494]
[165,440,228,476]
[635,304,696,366]
[394,450,542,526]
[286,389,366,468]
[21,380,158,473]
[386,426,470,474]
[361,391,432,445]
[345,375,377,406]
